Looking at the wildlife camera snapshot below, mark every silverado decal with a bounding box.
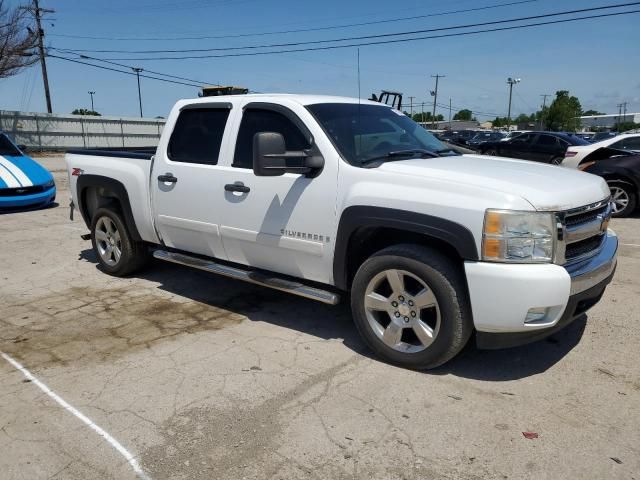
[281,229,330,243]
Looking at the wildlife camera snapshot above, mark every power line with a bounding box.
[47,54,203,88]
[49,0,538,42]
[53,49,220,86]
[78,8,640,61]
[56,2,640,55]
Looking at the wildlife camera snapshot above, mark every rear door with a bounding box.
[504,133,535,159]
[151,103,232,259]
[533,134,563,162]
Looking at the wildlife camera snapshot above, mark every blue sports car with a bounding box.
[0,132,56,210]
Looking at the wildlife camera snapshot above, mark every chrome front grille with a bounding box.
[555,199,611,265]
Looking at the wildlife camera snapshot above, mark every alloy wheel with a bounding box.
[610,186,630,214]
[363,269,441,353]
[95,216,122,266]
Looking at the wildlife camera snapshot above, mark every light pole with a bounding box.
[88,91,95,112]
[506,77,521,131]
[133,68,144,117]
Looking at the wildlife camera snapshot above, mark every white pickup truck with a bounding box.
[66,94,618,369]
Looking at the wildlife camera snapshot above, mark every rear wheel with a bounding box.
[91,207,150,276]
[608,182,637,218]
[484,148,498,156]
[350,244,473,370]
[550,156,563,165]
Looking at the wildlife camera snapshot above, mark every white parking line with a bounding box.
[621,243,640,247]
[0,352,151,480]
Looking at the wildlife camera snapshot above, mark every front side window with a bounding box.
[233,108,310,169]
[307,103,455,167]
[0,134,22,157]
[168,108,230,165]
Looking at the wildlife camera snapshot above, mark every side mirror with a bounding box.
[18,144,28,152]
[253,131,324,177]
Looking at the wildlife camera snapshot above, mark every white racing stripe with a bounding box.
[0,164,20,188]
[0,155,33,187]
[0,351,151,480]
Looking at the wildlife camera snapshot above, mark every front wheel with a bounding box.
[91,207,150,276]
[484,148,498,156]
[550,156,563,165]
[350,244,473,370]
[608,182,637,218]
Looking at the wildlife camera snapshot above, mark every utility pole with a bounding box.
[539,94,551,130]
[448,98,452,128]
[88,91,95,112]
[408,96,415,119]
[133,68,144,117]
[622,101,628,124]
[506,77,521,131]
[21,0,54,113]
[430,74,445,128]
[616,103,624,130]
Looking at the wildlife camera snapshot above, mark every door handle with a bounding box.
[225,183,250,193]
[158,173,178,183]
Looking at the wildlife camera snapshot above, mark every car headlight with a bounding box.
[482,209,555,263]
[43,179,55,189]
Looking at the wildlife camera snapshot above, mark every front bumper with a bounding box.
[0,186,56,209]
[465,230,618,348]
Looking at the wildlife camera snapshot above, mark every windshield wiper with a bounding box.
[360,149,438,165]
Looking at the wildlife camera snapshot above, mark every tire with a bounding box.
[90,207,150,276]
[485,148,498,156]
[350,244,473,370]
[608,182,637,218]
[550,156,563,165]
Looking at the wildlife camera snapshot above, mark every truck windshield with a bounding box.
[307,103,458,167]
[0,134,22,157]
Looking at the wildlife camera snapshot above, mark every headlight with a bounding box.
[482,210,555,263]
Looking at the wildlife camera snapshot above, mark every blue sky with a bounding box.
[1,0,638,119]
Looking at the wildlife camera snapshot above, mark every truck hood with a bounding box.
[378,154,609,211]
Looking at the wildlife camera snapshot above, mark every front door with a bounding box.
[215,103,339,284]
[152,104,232,259]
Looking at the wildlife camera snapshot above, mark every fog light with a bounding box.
[525,307,549,324]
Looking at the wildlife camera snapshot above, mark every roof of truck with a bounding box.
[181,93,383,107]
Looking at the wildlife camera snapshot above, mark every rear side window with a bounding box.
[612,137,640,150]
[168,108,230,165]
[537,135,558,146]
[233,108,310,168]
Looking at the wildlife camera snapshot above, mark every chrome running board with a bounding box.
[153,250,340,305]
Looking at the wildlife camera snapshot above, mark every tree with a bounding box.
[545,90,582,132]
[582,109,605,116]
[411,112,443,122]
[453,109,473,121]
[614,121,640,133]
[0,0,39,79]
[72,108,101,116]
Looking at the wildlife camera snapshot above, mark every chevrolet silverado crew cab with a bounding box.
[66,94,618,369]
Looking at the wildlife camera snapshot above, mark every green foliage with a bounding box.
[453,109,473,121]
[411,112,444,122]
[545,90,582,132]
[72,108,101,116]
[614,122,640,133]
[582,109,606,116]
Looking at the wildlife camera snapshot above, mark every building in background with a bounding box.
[579,113,640,130]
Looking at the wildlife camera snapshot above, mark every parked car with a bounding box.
[500,130,529,141]
[0,132,56,210]
[589,132,618,143]
[479,131,590,164]
[576,149,640,217]
[65,94,617,369]
[467,131,506,150]
[561,133,640,168]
